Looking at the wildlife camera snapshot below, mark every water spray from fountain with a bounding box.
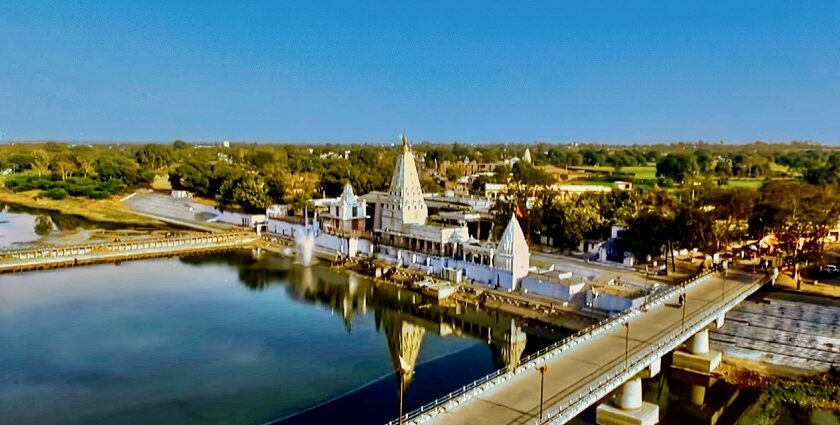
[294,208,317,266]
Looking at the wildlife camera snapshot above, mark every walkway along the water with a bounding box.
[389,267,770,425]
[0,231,258,273]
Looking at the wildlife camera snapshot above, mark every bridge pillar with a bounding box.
[690,384,706,407]
[713,314,725,329]
[673,329,721,374]
[596,359,661,425]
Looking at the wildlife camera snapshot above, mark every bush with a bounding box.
[5,174,51,192]
[42,188,68,200]
[87,189,110,199]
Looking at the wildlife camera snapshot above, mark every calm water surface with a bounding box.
[0,249,563,425]
[0,203,162,247]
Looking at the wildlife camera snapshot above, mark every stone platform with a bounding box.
[672,350,722,374]
[596,402,660,425]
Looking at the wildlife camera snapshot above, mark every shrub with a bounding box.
[42,188,68,200]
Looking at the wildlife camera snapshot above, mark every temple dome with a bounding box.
[339,183,357,205]
[497,214,528,256]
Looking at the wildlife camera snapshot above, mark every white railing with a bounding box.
[538,274,766,424]
[384,269,767,425]
[0,231,257,261]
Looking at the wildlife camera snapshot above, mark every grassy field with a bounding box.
[726,178,766,189]
[567,165,658,179]
[0,189,161,225]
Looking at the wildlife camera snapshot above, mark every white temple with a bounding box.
[381,134,428,231]
[266,133,532,289]
[522,148,533,164]
[373,135,531,290]
[322,183,367,237]
[494,214,531,284]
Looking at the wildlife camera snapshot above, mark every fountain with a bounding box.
[294,211,318,266]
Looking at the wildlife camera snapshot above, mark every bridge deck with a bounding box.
[0,232,257,273]
[419,268,764,425]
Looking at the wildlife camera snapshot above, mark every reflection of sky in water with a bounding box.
[0,208,42,246]
[0,257,484,425]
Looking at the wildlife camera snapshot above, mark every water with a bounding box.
[0,249,566,425]
[0,203,163,248]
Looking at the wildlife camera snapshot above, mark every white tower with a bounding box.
[381,134,428,232]
[494,214,530,287]
[522,148,533,164]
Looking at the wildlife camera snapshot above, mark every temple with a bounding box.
[266,134,532,290]
[371,135,531,290]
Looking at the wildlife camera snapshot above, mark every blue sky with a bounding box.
[1,1,838,144]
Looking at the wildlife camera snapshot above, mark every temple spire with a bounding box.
[381,133,428,231]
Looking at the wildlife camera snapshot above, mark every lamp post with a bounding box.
[720,260,728,305]
[398,369,405,425]
[623,322,630,370]
[537,365,548,421]
[681,294,687,331]
[396,355,413,425]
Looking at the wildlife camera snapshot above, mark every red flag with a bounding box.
[514,204,524,218]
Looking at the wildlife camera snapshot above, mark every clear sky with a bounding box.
[1,1,838,144]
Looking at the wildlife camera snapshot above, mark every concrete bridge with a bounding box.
[0,231,258,273]
[387,266,771,425]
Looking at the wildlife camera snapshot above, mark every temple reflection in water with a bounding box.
[182,250,567,391]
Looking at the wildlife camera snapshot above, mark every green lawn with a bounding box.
[726,178,766,189]
[568,165,658,179]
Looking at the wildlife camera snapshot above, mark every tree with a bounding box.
[656,153,697,184]
[672,204,716,253]
[541,193,605,252]
[74,152,97,177]
[714,160,732,177]
[30,149,51,176]
[749,181,840,256]
[283,172,320,213]
[512,162,554,186]
[219,174,273,213]
[135,145,174,170]
[623,213,674,261]
[52,157,76,180]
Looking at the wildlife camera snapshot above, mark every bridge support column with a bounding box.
[711,313,725,330]
[672,328,721,374]
[596,359,661,425]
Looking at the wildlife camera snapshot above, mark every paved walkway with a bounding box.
[421,268,764,425]
[123,192,237,232]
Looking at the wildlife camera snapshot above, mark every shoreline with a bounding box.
[0,189,161,226]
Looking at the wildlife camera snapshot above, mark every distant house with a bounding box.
[597,225,635,267]
[613,181,633,191]
[170,190,193,199]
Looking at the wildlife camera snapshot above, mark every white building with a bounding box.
[322,183,367,237]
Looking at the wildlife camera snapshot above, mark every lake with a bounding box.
[1,209,836,425]
[0,249,565,425]
[0,203,165,248]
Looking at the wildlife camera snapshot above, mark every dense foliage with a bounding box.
[2,140,839,244]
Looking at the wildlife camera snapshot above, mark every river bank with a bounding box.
[716,361,840,424]
[0,189,160,225]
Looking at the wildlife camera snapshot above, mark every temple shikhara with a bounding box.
[266,134,532,290]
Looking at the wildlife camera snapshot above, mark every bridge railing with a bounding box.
[538,273,766,424]
[0,230,256,261]
[384,268,722,425]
